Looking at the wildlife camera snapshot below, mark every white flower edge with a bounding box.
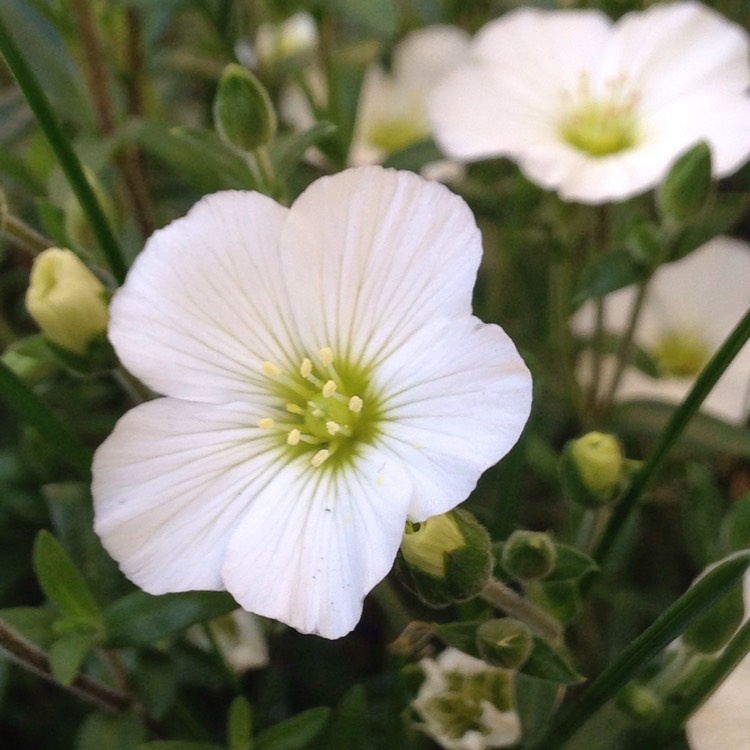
[93,166,532,639]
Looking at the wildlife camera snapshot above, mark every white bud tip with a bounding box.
[258,417,275,429]
[287,429,301,446]
[262,361,281,377]
[300,358,313,378]
[322,380,337,398]
[318,347,334,366]
[311,449,330,467]
[326,421,340,435]
[348,396,363,413]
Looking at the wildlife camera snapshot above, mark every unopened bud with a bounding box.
[25,248,109,356]
[501,530,556,582]
[657,141,712,224]
[397,509,492,608]
[476,618,534,671]
[561,432,624,508]
[616,683,663,725]
[214,63,277,152]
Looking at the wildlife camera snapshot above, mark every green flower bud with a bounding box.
[214,64,277,152]
[397,510,492,608]
[616,682,663,725]
[682,579,744,654]
[476,618,534,671]
[25,248,110,357]
[560,432,624,508]
[501,530,557,582]
[657,141,712,224]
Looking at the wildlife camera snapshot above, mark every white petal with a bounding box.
[222,446,411,639]
[279,166,483,362]
[92,397,285,592]
[109,191,299,402]
[376,316,532,519]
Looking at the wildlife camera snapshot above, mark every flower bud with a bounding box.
[25,248,109,356]
[682,580,744,654]
[501,530,557,582]
[657,141,712,224]
[397,509,492,608]
[476,618,534,671]
[616,682,663,725]
[560,432,624,508]
[214,63,277,152]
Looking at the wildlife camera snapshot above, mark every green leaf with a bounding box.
[255,707,332,750]
[573,250,649,305]
[104,590,236,647]
[320,0,398,38]
[683,464,725,568]
[515,673,564,745]
[723,493,750,552]
[136,744,224,750]
[431,620,482,658]
[0,606,57,649]
[272,121,337,178]
[320,684,368,750]
[545,544,598,582]
[382,138,445,172]
[520,637,585,685]
[32,530,100,625]
[78,711,146,750]
[48,630,98,685]
[608,399,750,458]
[228,696,253,750]
[527,551,750,750]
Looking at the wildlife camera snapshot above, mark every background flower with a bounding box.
[92,166,531,640]
[428,2,750,203]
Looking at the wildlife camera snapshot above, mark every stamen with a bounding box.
[348,396,363,413]
[287,429,301,446]
[258,418,275,429]
[318,347,334,366]
[286,403,304,415]
[311,449,330,467]
[322,380,337,398]
[262,361,281,377]
[326,421,340,435]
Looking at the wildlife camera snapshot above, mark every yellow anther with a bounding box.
[287,429,301,446]
[286,403,304,415]
[258,418,275,429]
[319,347,334,366]
[326,421,340,435]
[311,449,330,467]
[300,358,313,378]
[262,361,281,377]
[348,396,363,413]
[322,380,337,398]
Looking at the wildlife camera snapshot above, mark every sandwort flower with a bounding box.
[92,166,532,639]
[428,2,750,203]
[412,647,522,749]
[573,237,750,424]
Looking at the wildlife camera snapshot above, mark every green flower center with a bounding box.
[558,72,640,157]
[651,330,710,377]
[260,347,379,469]
[367,116,428,154]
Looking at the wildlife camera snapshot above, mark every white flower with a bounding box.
[188,609,269,672]
[255,12,317,70]
[573,237,750,424]
[428,2,750,204]
[350,25,470,167]
[92,166,532,639]
[412,647,521,749]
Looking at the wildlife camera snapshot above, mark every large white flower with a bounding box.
[573,237,750,424]
[412,647,521,749]
[92,166,532,639]
[428,2,750,204]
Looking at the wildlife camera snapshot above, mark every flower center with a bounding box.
[558,71,640,157]
[259,347,375,468]
[367,115,428,154]
[651,330,710,377]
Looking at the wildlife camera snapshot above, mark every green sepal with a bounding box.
[476,618,534,670]
[431,620,482,658]
[657,141,713,225]
[501,530,557,582]
[44,332,117,376]
[544,543,598,582]
[520,637,585,686]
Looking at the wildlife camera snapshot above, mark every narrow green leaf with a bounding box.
[104,590,236,647]
[228,696,253,750]
[32,530,100,624]
[48,630,97,685]
[573,250,649,305]
[527,552,750,750]
[321,684,368,750]
[0,360,92,476]
[520,637,585,685]
[255,707,332,750]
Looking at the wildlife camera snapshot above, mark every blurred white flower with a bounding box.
[255,12,317,70]
[573,237,750,424]
[413,647,521,749]
[92,166,532,639]
[428,2,750,204]
[188,609,269,672]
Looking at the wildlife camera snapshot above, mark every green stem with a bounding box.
[0,15,128,283]
[1,213,53,254]
[527,552,750,750]
[0,359,92,477]
[593,303,750,566]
